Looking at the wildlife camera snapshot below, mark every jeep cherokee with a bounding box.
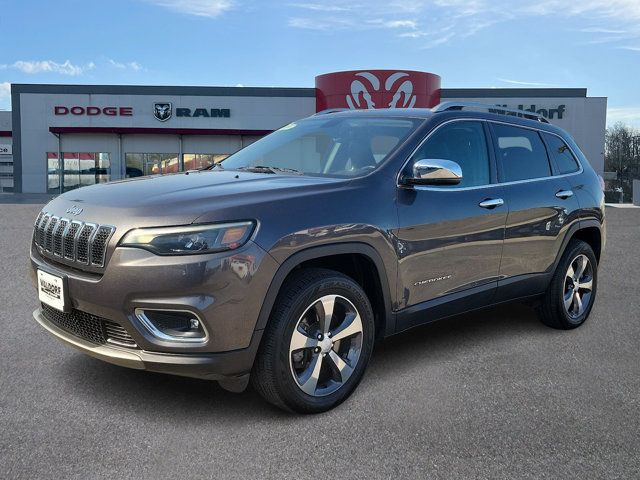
[30,102,605,413]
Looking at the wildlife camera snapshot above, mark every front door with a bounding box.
[395,120,507,321]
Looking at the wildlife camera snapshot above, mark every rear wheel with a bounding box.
[252,268,375,413]
[538,239,598,329]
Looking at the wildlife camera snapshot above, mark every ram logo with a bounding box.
[153,102,172,122]
[346,71,417,110]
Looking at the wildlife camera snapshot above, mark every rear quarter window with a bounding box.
[542,132,581,174]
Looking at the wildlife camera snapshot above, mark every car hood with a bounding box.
[42,170,349,231]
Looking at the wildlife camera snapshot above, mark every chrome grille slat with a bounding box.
[37,214,50,247]
[36,214,50,247]
[76,223,96,264]
[33,212,115,269]
[53,219,68,256]
[33,212,44,243]
[44,217,59,252]
[64,221,82,260]
[91,226,115,266]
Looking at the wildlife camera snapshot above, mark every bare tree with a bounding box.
[605,122,640,202]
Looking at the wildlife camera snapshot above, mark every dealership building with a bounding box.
[2,70,607,193]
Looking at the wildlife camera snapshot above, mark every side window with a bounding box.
[411,120,490,187]
[542,133,580,174]
[491,124,551,182]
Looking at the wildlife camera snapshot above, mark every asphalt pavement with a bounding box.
[1,203,638,479]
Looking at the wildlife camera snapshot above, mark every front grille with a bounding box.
[41,303,137,348]
[33,212,114,268]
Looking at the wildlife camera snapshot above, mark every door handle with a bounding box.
[478,198,504,209]
[555,190,574,199]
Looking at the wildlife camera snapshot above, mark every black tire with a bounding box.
[251,268,375,413]
[538,239,598,329]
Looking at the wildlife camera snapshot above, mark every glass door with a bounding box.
[125,153,179,177]
[63,153,81,191]
[46,152,111,193]
[47,153,61,194]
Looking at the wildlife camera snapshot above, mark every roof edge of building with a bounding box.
[442,88,588,98]
[11,83,317,98]
[10,84,593,100]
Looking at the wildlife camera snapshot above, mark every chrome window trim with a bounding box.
[134,308,209,344]
[396,117,584,191]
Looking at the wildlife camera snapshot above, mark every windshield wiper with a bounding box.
[236,165,303,175]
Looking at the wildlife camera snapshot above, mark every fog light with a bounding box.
[135,309,208,343]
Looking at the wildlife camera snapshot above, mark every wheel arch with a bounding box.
[551,219,604,274]
[254,243,395,340]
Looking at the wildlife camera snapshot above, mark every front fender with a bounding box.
[253,241,396,336]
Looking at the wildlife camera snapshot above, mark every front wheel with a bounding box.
[252,268,375,413]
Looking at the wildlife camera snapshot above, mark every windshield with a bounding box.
[218,116,421,177]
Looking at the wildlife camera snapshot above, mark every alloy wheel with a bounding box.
[289,294,364,397]
[563,254,594,319]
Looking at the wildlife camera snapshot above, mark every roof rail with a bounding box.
[432,101,550,123]
[314,108,350,115]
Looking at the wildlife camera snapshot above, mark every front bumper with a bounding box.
[30,240,279,354]
[34,307,262,382]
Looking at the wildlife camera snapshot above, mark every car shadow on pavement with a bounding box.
[368,302,546,376]
[59,302,545,419]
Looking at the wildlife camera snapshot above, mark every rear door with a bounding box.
[489,122,581,300]
[395,120,507,318]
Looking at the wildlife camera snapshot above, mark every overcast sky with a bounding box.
[1,0,640,126]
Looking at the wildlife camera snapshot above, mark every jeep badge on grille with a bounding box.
[66,206,83,216]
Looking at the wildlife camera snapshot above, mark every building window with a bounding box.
[125,153,179,177]
[47,152,110,193]
[183,153,229,171]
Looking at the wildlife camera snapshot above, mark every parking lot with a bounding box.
[1,202,639,479]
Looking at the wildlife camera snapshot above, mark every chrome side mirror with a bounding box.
[404,159,462,186]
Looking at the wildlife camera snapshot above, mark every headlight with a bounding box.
[120,221,254,255]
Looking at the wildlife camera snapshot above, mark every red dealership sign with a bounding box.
[54,106,133,116]
[315,70,441,112]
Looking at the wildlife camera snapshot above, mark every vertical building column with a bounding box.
[118,133,124,180]
[56,133,62,194]
[178,134,184,171]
